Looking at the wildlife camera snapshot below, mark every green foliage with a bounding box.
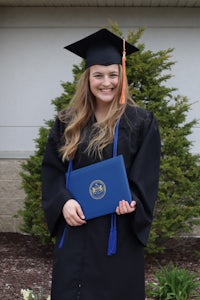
[147,265,200,299]
[19,123,53,244]
[19,23,200,251]
[51,62,85,112]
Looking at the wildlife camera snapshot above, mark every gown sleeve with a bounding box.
[41,118,73,236]
[128,112,161,246]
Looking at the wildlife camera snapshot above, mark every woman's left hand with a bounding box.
[116,200,136,215]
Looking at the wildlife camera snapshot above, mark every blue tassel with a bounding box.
[107,214,117,256]
[58,227,67,249]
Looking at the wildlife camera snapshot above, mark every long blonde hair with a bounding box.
[59,65,135,161]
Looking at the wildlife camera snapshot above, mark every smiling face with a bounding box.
[89,64,120,107]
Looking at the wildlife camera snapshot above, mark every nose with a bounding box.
[102,76,111,86]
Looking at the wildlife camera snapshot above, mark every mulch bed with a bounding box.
[1,232,200,299]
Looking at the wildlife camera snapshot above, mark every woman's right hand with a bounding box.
[62,199,86,226]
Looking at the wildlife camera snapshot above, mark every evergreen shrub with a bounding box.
[19,24,200,251]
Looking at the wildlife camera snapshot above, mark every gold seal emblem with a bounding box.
[89,180,106,200]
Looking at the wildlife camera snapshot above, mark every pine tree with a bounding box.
[19,25,200,251]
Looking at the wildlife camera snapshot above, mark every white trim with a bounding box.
[0,151,34,159]
[0,0,200,7]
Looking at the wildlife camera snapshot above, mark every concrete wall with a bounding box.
[0,159,24,232]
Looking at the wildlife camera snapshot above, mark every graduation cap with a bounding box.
[64,29,139,104]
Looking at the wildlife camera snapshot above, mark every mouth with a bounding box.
[100,88,113,93]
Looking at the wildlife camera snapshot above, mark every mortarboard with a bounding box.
[64,29,139,104]
[64,28,138,68]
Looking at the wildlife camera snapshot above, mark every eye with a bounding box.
[110,73,119,78]
[94,74,103,78]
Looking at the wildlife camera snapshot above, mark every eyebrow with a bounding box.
[91,71,119,75]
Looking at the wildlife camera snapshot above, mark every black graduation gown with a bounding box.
[42,105,160,300]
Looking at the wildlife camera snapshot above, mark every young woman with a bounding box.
[42,29,160,300]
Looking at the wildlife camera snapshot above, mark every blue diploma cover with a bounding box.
[66,155,132,220]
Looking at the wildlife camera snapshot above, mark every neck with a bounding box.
[94,102,111,122]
